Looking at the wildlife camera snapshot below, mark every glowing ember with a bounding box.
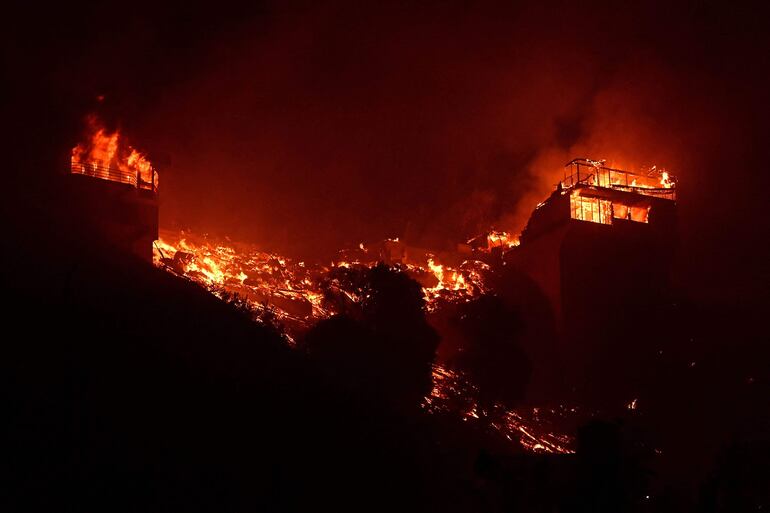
[154,230,487,325]
[426,364,576,454]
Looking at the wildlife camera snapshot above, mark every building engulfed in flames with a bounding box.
[510,158,676,320]
[71,114,158,192]
[506,158,677,401]
[68,115,158,261]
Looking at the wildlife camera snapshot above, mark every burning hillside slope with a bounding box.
[68,116,580,454]
[153,229,493,332]
[152,229,577,454]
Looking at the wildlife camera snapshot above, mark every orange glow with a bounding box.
[426,364,576,454]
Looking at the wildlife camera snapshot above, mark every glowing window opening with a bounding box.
[570,195,612,225]
[569,195,650,225]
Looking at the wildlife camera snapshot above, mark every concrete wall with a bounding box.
[66,174,158,262]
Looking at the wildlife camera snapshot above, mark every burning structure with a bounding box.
[60,132,678,450]
[68,116,159,262]
[506,158,677,400]
[146,156,678,442]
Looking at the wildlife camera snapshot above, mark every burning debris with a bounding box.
[153,229,490,330]
[152,229,578,454]
[426,364,577,454]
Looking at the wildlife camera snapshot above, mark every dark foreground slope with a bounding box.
[3,177,768,512]
[1,195,484,512]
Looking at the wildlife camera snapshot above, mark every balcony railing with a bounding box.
[562,158,675,201]
[71,161,157,193]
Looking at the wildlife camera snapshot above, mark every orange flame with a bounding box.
[71,114,157,190]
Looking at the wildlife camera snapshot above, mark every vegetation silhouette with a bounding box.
[452,294,532,419]
[301,263,439,410]
[1,227,461,512]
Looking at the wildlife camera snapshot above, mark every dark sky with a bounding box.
[5,0,769,304]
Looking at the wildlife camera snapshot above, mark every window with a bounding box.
[611,203,650,223]
[613,204,629,220]
[570,195,612,225]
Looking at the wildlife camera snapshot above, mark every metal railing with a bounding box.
[71,161,157,193]
[562,158,675,200]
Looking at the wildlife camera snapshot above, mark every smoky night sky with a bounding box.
[5,0,769,304]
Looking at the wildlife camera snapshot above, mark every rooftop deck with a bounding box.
[562,158,676,201]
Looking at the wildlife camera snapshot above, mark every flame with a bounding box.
[660,170,673,188]
[145,156,678,454]
[122,148,157,188]
[487,230,520,249]
[155,230,486,323]
[426,258,467,293]
[70,114,157,190]
[71,119,118,169]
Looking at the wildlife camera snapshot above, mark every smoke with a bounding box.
[132,1,755,265]
[498,57,696,232]
[137,2,672,254]
[9,0,767,301]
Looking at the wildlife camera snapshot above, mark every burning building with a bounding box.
[505,158,677,400]
[67,116,159,262]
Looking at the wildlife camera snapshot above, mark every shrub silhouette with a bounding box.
[453,294,532,417]
[302,263,439,409]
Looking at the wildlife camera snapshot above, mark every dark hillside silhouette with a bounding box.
[1,209,466,512]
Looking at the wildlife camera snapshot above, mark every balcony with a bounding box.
[71,160,158,193]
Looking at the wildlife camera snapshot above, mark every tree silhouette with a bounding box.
[301,263,439,409]
[452,294,531,418]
